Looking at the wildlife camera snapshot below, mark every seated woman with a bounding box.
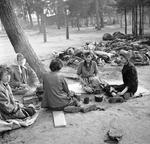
[107,50,138,102]
[0,65,36,120]
[77,52,104,94]
[41,59,80,111]
[10,53,40,96]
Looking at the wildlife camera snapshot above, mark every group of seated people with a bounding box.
[0,53,38,120]
[0,50,138,120]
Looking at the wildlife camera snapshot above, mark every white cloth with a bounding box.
[0,112,39,132]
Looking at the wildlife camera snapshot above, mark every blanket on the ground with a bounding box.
[68,80,150,96]
[0,112,39,133]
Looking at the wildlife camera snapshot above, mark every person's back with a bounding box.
[42,72,70,109]
[41,59,71,109]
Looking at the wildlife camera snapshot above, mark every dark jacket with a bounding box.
[122,61,138,94]
[41,72,70,109]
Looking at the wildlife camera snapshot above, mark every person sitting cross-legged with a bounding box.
[77,51,105,94]
[9,53,40,96]
[106,50,138,103]
[0,65,36,120]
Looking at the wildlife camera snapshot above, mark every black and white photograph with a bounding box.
[0,0,150,144]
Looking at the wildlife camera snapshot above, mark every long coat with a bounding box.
[0,82,26,120]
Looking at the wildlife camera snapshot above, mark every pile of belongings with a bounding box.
[52,31,150,67]
[52,47,85,67]
[102,31,150,66]
[103,31,136,41]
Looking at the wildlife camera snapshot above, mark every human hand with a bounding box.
[14,108,26,119]
[81,80,87,86]
[17,103,24,108]
[69,91,75,97]
[20,84,28,88]
[89,76,95,81]
[84,86,93,93]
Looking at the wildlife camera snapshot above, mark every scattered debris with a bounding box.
[95,95,103,102]
[103,33,114,41]
[52,32,150,67]
[104,129,123,144]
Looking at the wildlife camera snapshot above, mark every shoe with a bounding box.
[81,104,97,113]
[108,97,124,103]
[83,97,90,104]
[64,106,81,113]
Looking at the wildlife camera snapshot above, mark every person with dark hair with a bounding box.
[41,59,80,110]
[77,52,103,94]
[49,58,63,72]
[41,59,97,112]
[0,65,36,120]
[108,50,138,103]
[10,53,40,95]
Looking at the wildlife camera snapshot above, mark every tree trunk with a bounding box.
[116,14,119,24]
[41,13,47,42]
[90,16,94,26]
[56,13,61,29]
[124,8,127,34]
[27,7,33,27]
[99,11,104,28]
[26,0,33,28]
[0,0,46,79]
[36,12,42,33]
[95,0,101,30]
[85,17,89,27]
[76,15,80,31]
[99,0,104,28]
[120,13,123,28]
[54,4,61,30]
[139,3,142,36]
[64,9,69,39]
[132,8,135,35]
[141,4,144,35]
[149,12,150,27]
[135,4,138,36]
[23,7,28,23]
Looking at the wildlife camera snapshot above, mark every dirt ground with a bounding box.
[0,25,150,144]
